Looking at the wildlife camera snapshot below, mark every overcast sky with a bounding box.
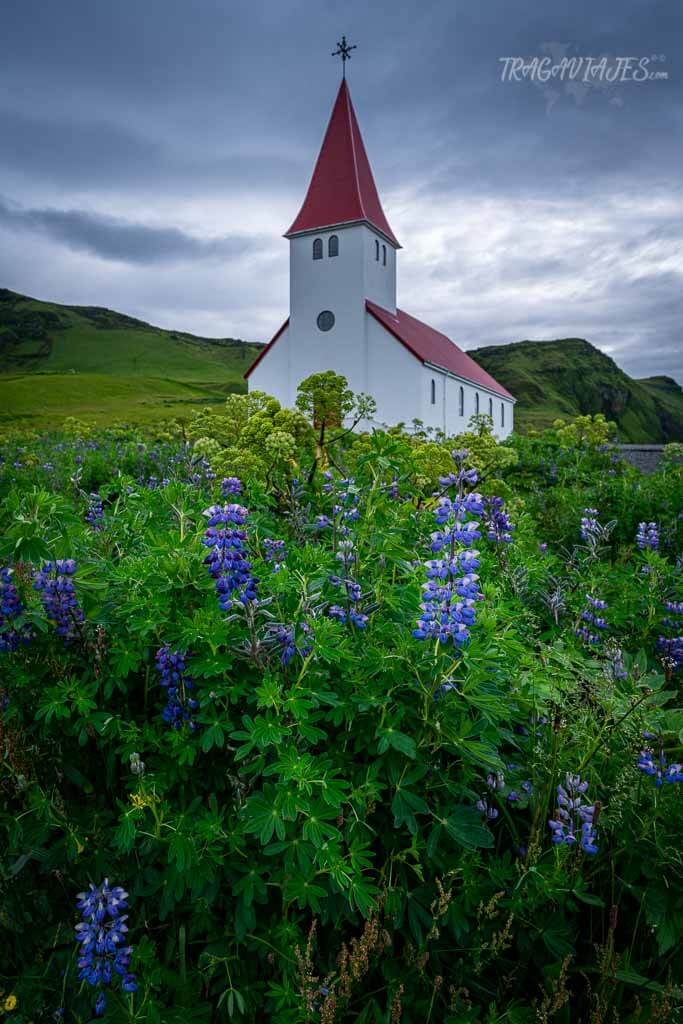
[2,0,681,381]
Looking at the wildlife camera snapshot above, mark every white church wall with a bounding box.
[248,325,290,404]
[366,316,419,427]
[288,226,369,402]
[422,365,514,440]
[362,229,397,312]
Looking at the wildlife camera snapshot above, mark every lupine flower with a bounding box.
[85,493,105,531]
[75,879,137,1017]
[202,504,258,611]
[483,496,514,545]
[636,521,659,550]
[548,773,599,854]
[155,646,198,730]
[34,560,85,643]
[263,537,287,572]
[539,542,548,554]
[129,752,146,776]
[0,567,32,652]
[637,747,683,785]
[576,594,608,645]
[657,600,683,673]
[475,797,499,821]
[221,476,242,497]
[268,623,312,665]
[433,680,458,700]
[605,643,628,681]
[580,508,599,542]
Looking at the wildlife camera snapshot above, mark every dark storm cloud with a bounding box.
[0,198,260,265]
[0,0,681,376]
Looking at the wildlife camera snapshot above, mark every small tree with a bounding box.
[296,371,376,478]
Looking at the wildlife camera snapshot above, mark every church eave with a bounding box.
[422,360,517,403]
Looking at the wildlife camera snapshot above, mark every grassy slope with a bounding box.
[469,338,683,442]
[0,289,261,426]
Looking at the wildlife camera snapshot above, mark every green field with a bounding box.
[0,289,261,427]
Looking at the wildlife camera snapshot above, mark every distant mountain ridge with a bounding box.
[469,338,683,443]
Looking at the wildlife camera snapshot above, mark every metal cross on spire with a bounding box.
[331,35,357,77]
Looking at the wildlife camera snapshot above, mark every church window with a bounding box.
[382,244,386,265]
[501,403,505,427]
[313,237,323,260]
[328,235,339,257]
[317,310,335,332]
[430,378,436,405]
[475,392,480,414]
[375,239,379,261]
[488,397,493,419]
[459,386,464,416]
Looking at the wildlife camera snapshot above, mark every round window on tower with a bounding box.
[317,310,335,332]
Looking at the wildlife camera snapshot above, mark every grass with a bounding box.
[0,289,261,427]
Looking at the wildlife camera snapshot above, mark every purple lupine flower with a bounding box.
[548,773,598,854]
[263,537,287,572]
[268,623,313,665]
[34,560,85,643]
[580,508,600,542]
[475,797,499,821]
[539,542,548,554]
[202,504,258,611]
[85,493,105,531]
[155,646,198,730]
[637,747,683,786]
[483,496,515,545]
[576,594,609,645]
[636,521,659,550]
[221,477,242,497]
[75,879,137,1017]
[0,567,32,652]
[657,600,683,673]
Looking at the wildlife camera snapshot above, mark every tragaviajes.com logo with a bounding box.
[499,54,668,83]
[498,45,668,112]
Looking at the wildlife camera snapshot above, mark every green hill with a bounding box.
[0,288,261,426]
[469,338,683,442]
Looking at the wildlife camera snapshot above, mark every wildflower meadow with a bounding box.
[0,375,682,1023]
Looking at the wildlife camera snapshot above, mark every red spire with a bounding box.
[285,79,400,247]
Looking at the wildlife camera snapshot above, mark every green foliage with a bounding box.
[0,411,682,1023]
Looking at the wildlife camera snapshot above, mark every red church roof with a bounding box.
[285,79,400,248]
[366,300,514,400]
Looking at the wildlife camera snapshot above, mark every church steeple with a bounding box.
[285,79,400,248]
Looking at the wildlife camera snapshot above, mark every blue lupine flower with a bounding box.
[576,594,609,645]
[221,476,242,497]
[475,797,499,821]
[548,773,598,854]
[0,567,32,652]
[263,537,287,572]
[268,623,313,665]
[85,493,105,531]
[155,646,198,730]
[202,503,258,611]
[636,521,659,550]
[580,508,599,542]
[483,496,515,545]
[34,560,85,643]
[75,879,137,1017]
[637,747,683,785]
[657,600,683,672]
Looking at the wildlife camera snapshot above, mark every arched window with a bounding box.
[328,235,339,257]
[459,386,464,416]
[375,239,379,261]
[382,244,387,266]
[475,392,480,414]
[488,397,493,419]
[501,403,505,427]
[430,378,436,405]
[313,238,323,260]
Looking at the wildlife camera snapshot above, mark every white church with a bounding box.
[245,76,515,439]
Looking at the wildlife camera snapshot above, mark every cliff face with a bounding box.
[468,338,683,442]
